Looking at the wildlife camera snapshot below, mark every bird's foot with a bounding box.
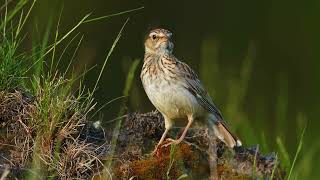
[162,138,182,147]
[150,142,166,156]
[150,138,183,156]
[150,147,159,156]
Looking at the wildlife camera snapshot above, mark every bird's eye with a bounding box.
[152,34,157,40]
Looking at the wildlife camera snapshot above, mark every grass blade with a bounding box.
[276,137,290,169]
[123,59,140,95]
[252,145,259,179]
[15,0,37,37]
[287,125,307,180]
[166,145,177,180]
[104,58,140,170]
[83,6,144,24]
[93,17,130,92]
[90,95,127,119]
[25,13,91,73]
[270,154,278,180]
[0,0,28,31]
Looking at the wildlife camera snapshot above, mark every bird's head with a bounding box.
[144,28,174,55]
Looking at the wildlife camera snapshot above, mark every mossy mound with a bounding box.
[112,111,285,179]
[0,95,285,179]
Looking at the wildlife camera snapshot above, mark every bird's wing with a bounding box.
[176,60,224,121]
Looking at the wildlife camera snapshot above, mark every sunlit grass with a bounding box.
[270,154,278,180]
[0,1,144,179]
[167,145,177,180]
[287,125,306,180]
[0,0,317,179]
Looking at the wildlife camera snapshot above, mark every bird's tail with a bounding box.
[209,116,242,148]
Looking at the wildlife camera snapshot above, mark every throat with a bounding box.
[145,50,171,58]
[144,52,159,62]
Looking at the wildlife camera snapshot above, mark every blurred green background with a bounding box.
[3,0,320,178]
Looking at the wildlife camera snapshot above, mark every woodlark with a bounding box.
[140,28,242,154]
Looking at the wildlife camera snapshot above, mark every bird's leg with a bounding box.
[162,115,194,147]
[151,116,172,155]
[151,128,169,155]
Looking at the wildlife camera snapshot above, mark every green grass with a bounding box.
[0,1,144,179]
[199,38,313,179]
[105,57,140,170]
[270,154,279,180]
[287,125,306,180]
[276,136,291,169]
[252,144,259,179]
[166,145,177,180]
[0,0,317,179]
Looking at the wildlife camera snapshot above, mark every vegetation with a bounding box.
[0,0,317,179]
[0,1,140,179]
[199,38,313,179]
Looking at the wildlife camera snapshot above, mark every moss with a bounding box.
[113,112,285,179]
[114,141,206,179]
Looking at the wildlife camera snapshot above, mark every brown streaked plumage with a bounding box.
[140,28,242,154]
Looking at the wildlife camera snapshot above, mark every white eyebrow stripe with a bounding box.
[149,30,172,38]
[149,32,157,36]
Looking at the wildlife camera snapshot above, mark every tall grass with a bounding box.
[166,145,177,180]
[287,124,307,180]
[199,37,313,179]
[105,58,140,170]
[1,0,316,179]
[0,1,144,179]
[0,0,36,91]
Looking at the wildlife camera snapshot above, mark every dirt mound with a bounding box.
[113,111,285,179]
[0,91,284,179]
[0,91,109,179]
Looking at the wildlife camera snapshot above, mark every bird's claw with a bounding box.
[151,138,183,156]
[150,145,160,156]
[162,138,180,147]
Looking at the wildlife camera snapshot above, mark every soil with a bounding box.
[0,91,285,179]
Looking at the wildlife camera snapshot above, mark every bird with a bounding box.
[140,28,242,154]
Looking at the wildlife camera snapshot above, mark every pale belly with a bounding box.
[143,80,205,120]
